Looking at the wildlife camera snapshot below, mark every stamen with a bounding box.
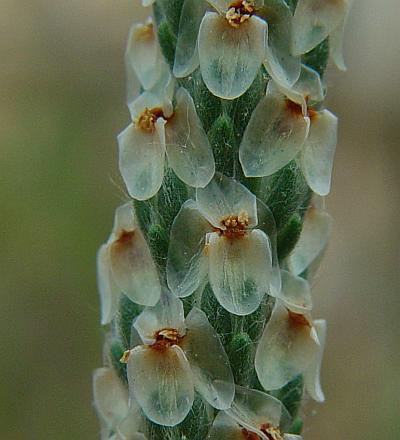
[135,107,166,133]
[218,210,249,239]
[135,22,154,41]
[241,428,262,440]
[260,424,284,440]
[151,328,182,351]
[226,1,255,28]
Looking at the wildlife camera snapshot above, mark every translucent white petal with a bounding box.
[167,200,211,298]
[239,86,310,177]
[301,109,338,196]
[125,20,162,91]
[142,0,156,6]
[134,291,186,344]
[127,345,194,426]
[292,0,349,55]
[227,385,283,434]
[288,207,332,276]
[208,229,272,316]
[304,319,326,402]
[261,0,301,88]
[196,174,258,229]
[255,300,320,390]
[173,0,207,77]
[97,244,120,325]
[93,368,129,429]
[278,270,312,313]
[108,211,161,307]
[198,13,267,99]
[118,122,166,200]
[181,308,234,409]
[207,412,244,440]
[330,3,352,71]
[165,88,215,188]
[284,435,303,440]
[117,399,146,439]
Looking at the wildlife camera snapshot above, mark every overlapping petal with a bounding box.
[127,344,194,427]
[207,412,247,440]
[198,13,267,99]
[165,87,215,188]
[180,308,235,409]
[277,270,313,314]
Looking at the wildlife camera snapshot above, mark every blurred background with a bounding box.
[0,0,399,439]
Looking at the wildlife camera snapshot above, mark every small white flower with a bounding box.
[123,291,235,426]
[97,202,161,325]
[174,0,301,99]
[167,174,280,316]
[118,83,215,201]
[292,0,353,63]
[288,198,333,278]
[240,65,338,196]
[255,297,326,402]
[208,386,302,440]
[92,367,146,440]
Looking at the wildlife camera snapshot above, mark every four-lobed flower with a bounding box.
[167,173,280,316]
[208,385,301,440]
[239,64,338,196]
[122,290,235,426]
[97,202,161,325]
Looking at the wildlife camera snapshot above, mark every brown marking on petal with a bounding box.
[135,22,154,41]
[241,428,262,440]
[116,229,135,245]
[226,1,255,27]
[260,424,284,440]
[120,349,132,364]
[135,107,168,133]
[285,99,303,117]
[287,309,312,329]
[215,211,249,239]
[308,107,318,121]
[151,328,182,352]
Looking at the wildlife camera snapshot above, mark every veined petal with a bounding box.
[292,0,349,55]
[239,85,310,177]
[284,435,303,440]
[97,244,120,325]
[196,174,258,229]
[198,13,267,99]
[108,208,161,307]
[173,0,207,77]
[255,300,320,390]
[260,0,301,88]
[134,291,186,344]
[288,207,332,276]
[93,368,129,429]
[227,386,283,434]
[208,229,272,316]
[330,2,352,71]
[207,412,245,440]
[125,20,163,91]
[127,345,194,426]
[165,88,215,188]
[167,200,211,298]
[278,270,312,313]
[304,319,327,402]
[181,308,234,409]
[301,109,338,196]
[116,399,146,439]
[118,122,166,201]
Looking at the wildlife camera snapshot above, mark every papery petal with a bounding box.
[181,308,234,409]
[165,88,215,188]
[167,200,211,298]
[97,244,120,325]
[108,207,161,307]
[329,4,352,71]
[227,385,282,434]
[261,0,301,88]
[118,122,165,200]
[301,109,338,196]
[134,291,186,344]
[288,207,332,276]
[278,270,312,313]
[198,13,267,99]
[304,319,326,402]
[207,412,244,440]
[93,368,129,429]
[284,435,303,440]
[127,345,194,426]
[208,229,272,316]
[125,20,163,91]
[117,399,146,439]
[239,85,310,177]
[255,300,320,390]
[292,0,349,55]
[142,0,155,6]
[196,174,257,229]
[173,0,207,77]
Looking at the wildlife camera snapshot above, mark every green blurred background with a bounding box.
[1,1,399,439]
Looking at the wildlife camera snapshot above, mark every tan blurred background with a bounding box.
[0,0,399,439]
